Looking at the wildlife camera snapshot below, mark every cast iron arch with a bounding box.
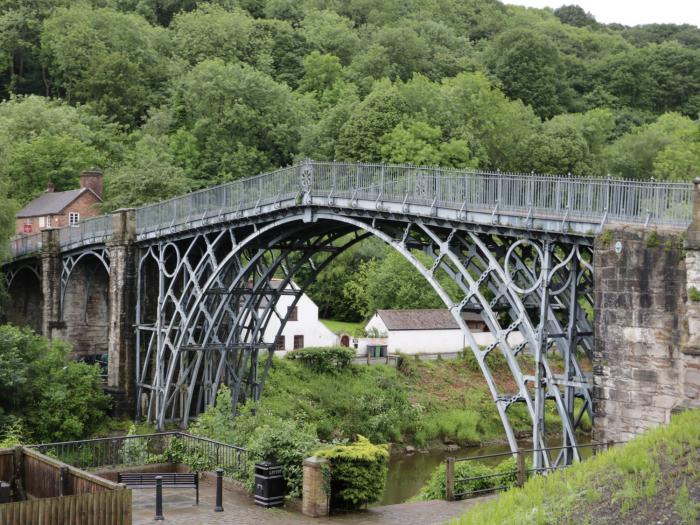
[136,211,593,469]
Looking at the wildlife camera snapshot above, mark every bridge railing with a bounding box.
[10,232,43,258]
[29,431,249,480]
[58,215,114,248]
[308,162,693,226]
[6,161,694,258]
[135,161,692,236]
[136,166,299,235]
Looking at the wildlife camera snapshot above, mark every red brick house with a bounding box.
[15,170,104,234]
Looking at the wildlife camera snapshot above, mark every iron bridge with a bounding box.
[5,160,693,471]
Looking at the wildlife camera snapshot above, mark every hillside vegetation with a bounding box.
[191,351,581,448]
[456,409,700,525]
[0,0,699,245]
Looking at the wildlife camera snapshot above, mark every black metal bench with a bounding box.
[117,472,199,504]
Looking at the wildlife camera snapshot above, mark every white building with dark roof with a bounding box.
[260,279,338,353]
[362,309,523,355]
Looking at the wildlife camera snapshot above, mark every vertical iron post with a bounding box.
[154,475,164,521]
[215,468,224,512]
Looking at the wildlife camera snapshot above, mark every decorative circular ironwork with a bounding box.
[504,239,544,294]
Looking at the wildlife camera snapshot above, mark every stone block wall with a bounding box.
[55,259,110,357]
[593,227,700,443]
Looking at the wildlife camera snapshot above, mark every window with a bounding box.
[69,212,80,226]
[288,306,298,321]
[23,218,33,233]
[38,216,45,228]
[275,336,285,351]
[293,335,304,349]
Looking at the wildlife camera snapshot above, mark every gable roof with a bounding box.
[376,309,483,331]
[16,188,101,218]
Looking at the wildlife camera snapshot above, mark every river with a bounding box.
[378,435,593,505]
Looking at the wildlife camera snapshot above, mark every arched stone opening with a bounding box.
[60,254,111,362]
[5,266,43,333]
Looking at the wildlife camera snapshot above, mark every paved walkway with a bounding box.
[132,478,489,525]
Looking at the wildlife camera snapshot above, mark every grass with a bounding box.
[454,409,700,525]
[320,318,365,335]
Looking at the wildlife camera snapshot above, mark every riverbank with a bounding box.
[456,410,700,525]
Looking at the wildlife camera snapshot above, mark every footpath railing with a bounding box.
[136,161,693,235]
[444,441,623,500]
[28,431,249,480]
[7,160,694,258]
[0,445,131,525]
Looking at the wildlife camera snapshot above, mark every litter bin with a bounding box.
[0,481,10,504]
[254,461,285,508]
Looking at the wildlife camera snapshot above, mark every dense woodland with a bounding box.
[1,0,699,317]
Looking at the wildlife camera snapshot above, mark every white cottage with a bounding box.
[362,309,522,355]
[262,280,338,353]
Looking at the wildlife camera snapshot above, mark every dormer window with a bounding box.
[69,212,80,226]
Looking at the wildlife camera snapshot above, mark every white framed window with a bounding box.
[69,212,80,226]
[38,216,45,228]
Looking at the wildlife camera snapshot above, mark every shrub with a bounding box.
[316,435,389,510]
[0,325,110,442]
[689,286,700,302]
[286,346,354,373]
[245,417,320,498]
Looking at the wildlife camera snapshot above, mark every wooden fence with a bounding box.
[0,489,131,525]
[0,446,131,525]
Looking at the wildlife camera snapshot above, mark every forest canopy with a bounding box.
[0,0,698,213]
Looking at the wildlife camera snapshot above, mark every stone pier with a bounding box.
[592,181,700,442]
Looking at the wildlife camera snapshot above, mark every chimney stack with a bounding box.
[45,182,55,193]
[79,169,104,199]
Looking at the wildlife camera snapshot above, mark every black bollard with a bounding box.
[214,468,224,512]
[154,475,164,521]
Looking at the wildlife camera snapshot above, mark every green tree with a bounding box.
[554,5,598,28]
[250,18,309,88]
[169,59,300,184]
[335,81,407,161]
[298,51,344,95]
[344,250,460,319]
[169,4,254,66]
[300,9,360,66]
[40,5,169,126]
[604,112,699,180]
[0,325,110,442]
[380,121,477,168]
[102,134,191,210]
[0,95,121,203]
[7,133,105,202]
[485,28,566,118]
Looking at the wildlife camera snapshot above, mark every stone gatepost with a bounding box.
[40,228,63,340]
[302,456,329,518]
[105,208,137,415]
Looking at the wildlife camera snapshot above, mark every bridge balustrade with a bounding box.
[5,160,694,258]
